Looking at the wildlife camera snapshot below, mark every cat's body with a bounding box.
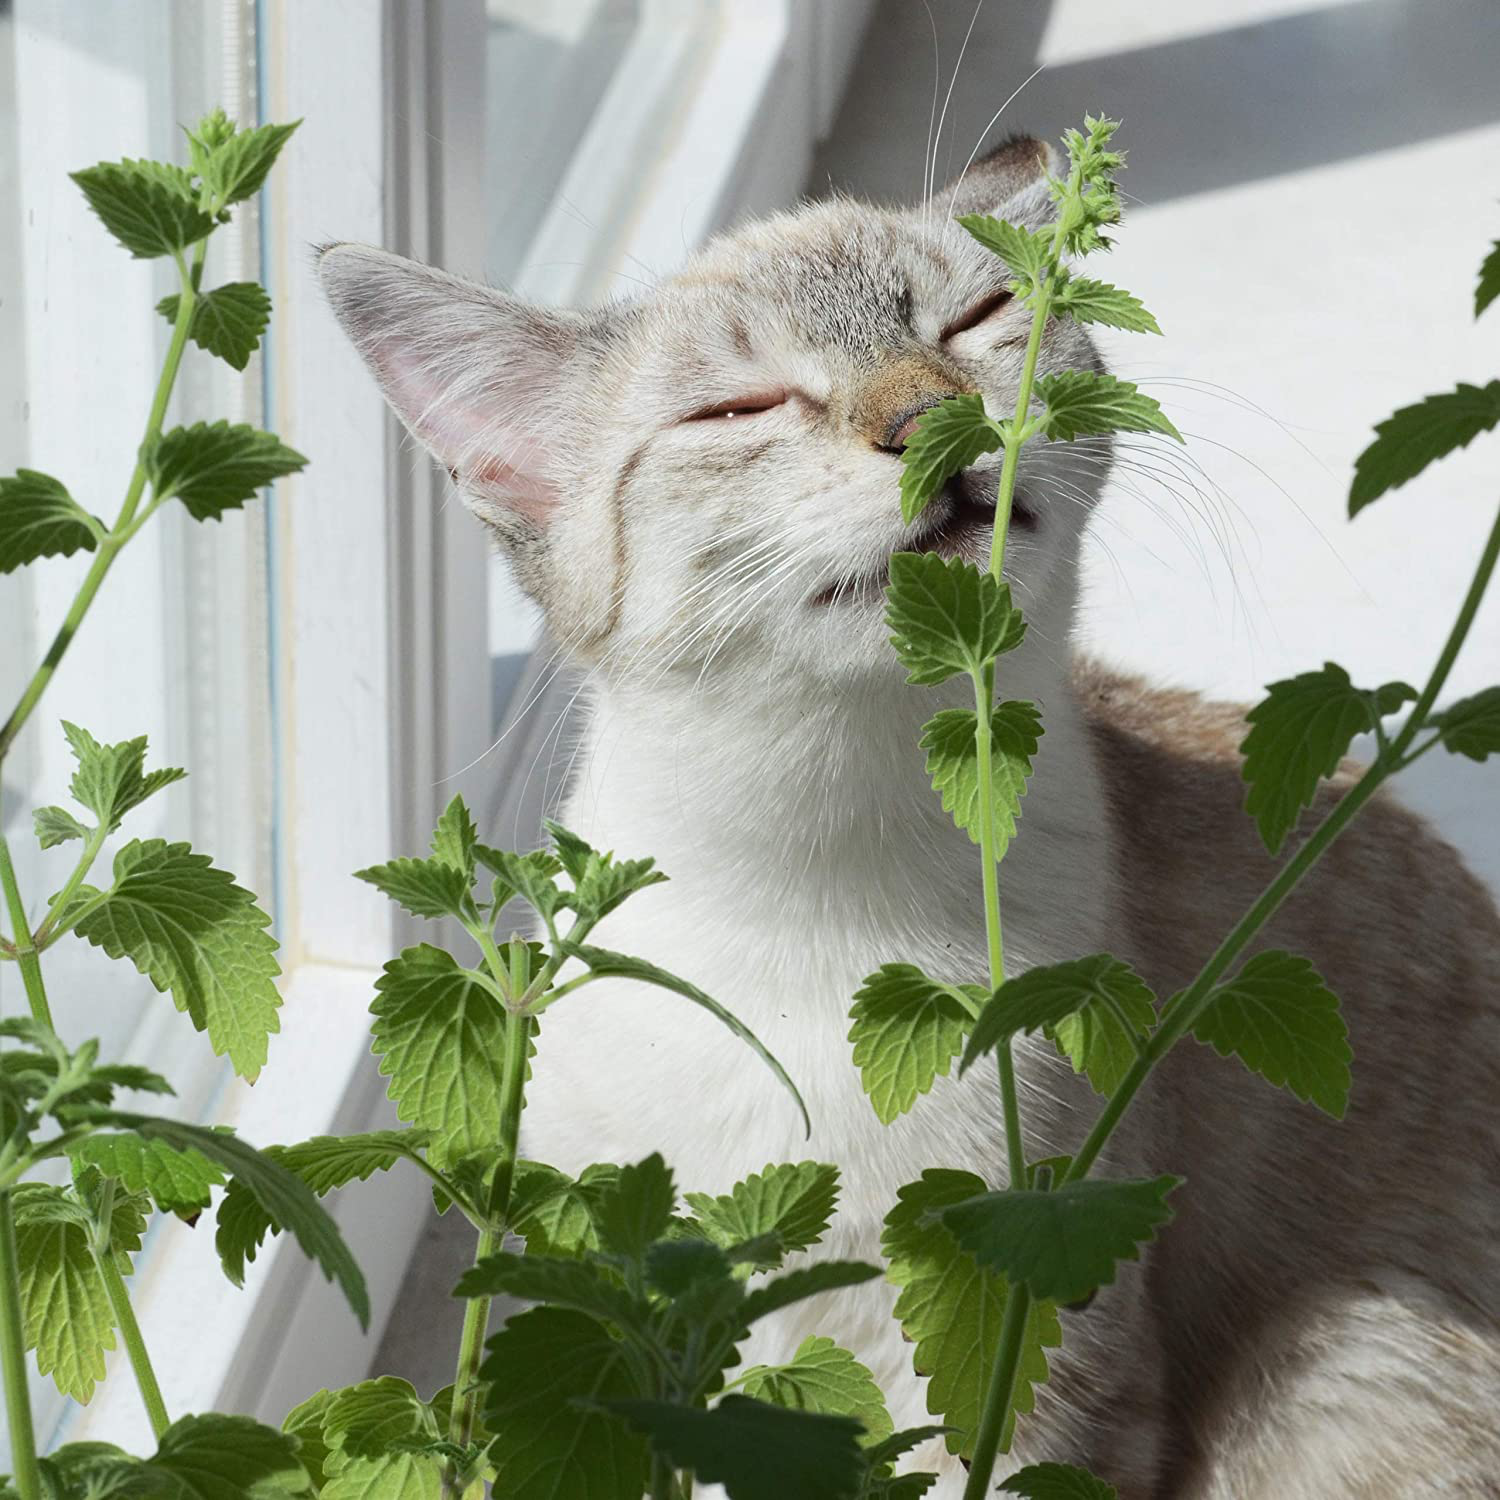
[321,136,1500,1497]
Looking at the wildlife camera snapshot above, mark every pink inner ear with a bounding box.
[466,450,557,527]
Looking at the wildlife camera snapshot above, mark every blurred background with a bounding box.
[1,0,1496,1460]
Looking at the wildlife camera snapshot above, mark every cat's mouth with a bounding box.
[810,474,1037,607]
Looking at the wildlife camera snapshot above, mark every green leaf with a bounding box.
[644,1238,734,1298]
[602,1396,865,1500]
[1192,951,1351,1118]
[70,159,214,259]
[282,1390,338,1492]
[1349,381,1500,513]
[864,1427,952,1469]
[1034,371,1181,444]
[868,1472,940,1500]
[566,856,669,925]
[848,964,976,1125]
[145,1413,312,1499]
[370,944,513,1167]
[960,954,1157,1097]
[12,1183,144,1402]
[157,282,272,372]
[33,1442,140,1500]
[543,820,595,883]
[1000,1462,1117,1499]
[1240,665,1416,853]
[560,944,810,1135]
[940,1175,1181,1305]
[323,1377,432,1460]
[429,796,478,876]
[454,1252,650,1335]
[956,216,1052,282]
[60,722,188,835]
[0,471,99,573]
[481,1307,648,1500]
[1436,687,1500,761]
[88,1111,369,1329]
[475,845,564,919]
[148,422,307,522]
[320,1452,442,1500]
[353,858,474,923]
[71,838,280,1080]
[739,1262,883,1326]
[684,1162,839,1271]
[33,806,89,849]
[740,1336,893,1447]
[508,1161,620,1258]
[897,394,1004,524]
[920,701,1041,854]
[591,1152,676,1262]
[202,120,300,207]
[882,1171,1060,1456]
[70,1131,225,1214]
[1477,239,1500,319]
[885,553,1025,687]
[1050,277,1160,334]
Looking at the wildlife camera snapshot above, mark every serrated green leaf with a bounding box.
[869,1473,940,1500]
[86,1111,368,1329]
[956,216,1052,280]
[961,954,1157,1098]
[1240,665,1416,853]
[1436,686,1500,761]
[429,796,478,876]
[508,1161,620,1258]
[897,394,1003,524]
[1000,1462,1117,1499]
[739,1262,882,1326]
[369,945,514,1166]
[1192,951,1351,1118]
[282,1389,338,1492]
[33,806,89,849]
[740,1336,893,1447]
[89,1063,175,1096]
[454,1252,651,1336]
[61,722,187,835]
[590,1152,675,1262]
[147,421,307,522]
[920,701,1041,854]
[644,1238,734,1297]
[885,553,1025,687]
[353,857,474,923]
[157,281,272,371]
[474,845,563,919]
[684,1162,839,1270]
[1035,371,1181,443]
[481,1307,648,1500]
[883,1171,1060,1456]
[1349,381,1500,513]
[566,855,669,925]
[321,1453,444,1500]
[70,159,215,258]
[323,1377,433,1460]
[848,965,975,1125]
[543,820,595,883]
[145,1413,312,1499]
[33,1441,141,1500]
[1051,276,1160,334]
[70,1131,224,1214]
[0,470,99,573]
[1477,239,1500,320]
[71,838,280,1080]
[864,1427,952,1469]
[202,120,300,207]
[941,1175,1180,1305]
[602,1396,864,1500]
[12,1183,144,1403]
[560,944,810,1135]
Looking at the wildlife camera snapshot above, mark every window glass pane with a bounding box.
[0,0,270,1128]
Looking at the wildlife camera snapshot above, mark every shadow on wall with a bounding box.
[811,0,1500,209]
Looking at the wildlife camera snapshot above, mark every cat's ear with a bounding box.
[317,244,590,528]
[936,133,1057,221]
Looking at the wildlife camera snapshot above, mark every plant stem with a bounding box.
[961,1281,1032,1500]
[0,833,52,1029]
[0,1195,40,1500]
[1065,497,1500,1186]
[95,1251,169,1439]
[649,1455,676,1500]
[443,1223,499,1499]
[33,823,109,951]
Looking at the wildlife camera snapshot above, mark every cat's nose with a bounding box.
[883,399,952,452]
[850,352,975,453]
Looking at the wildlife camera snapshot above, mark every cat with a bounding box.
[320,137,1500,1498]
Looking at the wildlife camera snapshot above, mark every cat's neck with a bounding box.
[563,634,1117,969]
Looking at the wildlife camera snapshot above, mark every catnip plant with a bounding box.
[3,107,1500,1500]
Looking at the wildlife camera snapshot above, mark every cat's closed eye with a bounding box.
[940,287,1014,342]
[680,391,788,423]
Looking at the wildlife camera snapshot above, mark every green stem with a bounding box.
[443,1223,499,1499]
[0,1196,40,1500]
[96,1250,170,1439]
[987,278,1054,581]
[960,1281,1032,1500]
[33,822,109,951]
[0,833,52,1029]
[1064,497,1500,1185]
[649,1455,676,1500]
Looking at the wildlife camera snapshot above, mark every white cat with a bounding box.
[322,137,1500,1497]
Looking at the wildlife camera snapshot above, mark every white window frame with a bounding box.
[62,0,874,1452]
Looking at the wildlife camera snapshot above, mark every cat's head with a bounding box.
[321,137,1108,690]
